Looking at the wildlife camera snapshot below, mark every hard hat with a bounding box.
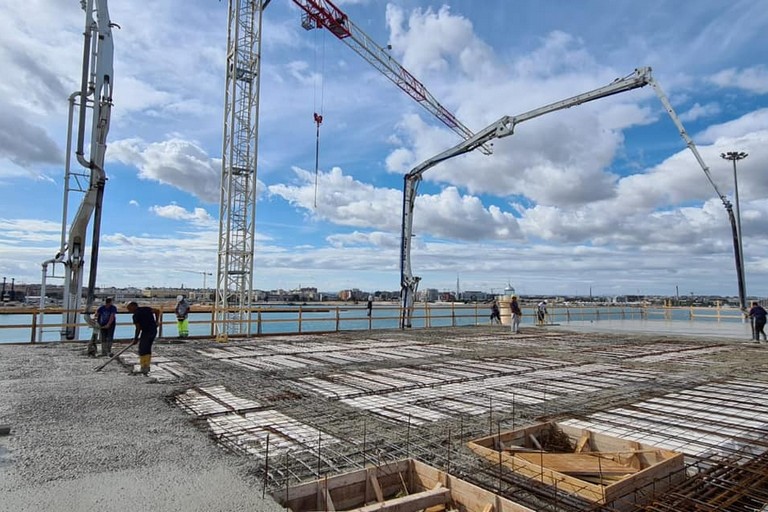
[176,295,184,302]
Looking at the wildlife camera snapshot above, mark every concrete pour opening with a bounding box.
[467,421,685,510]
[275,458,535,512]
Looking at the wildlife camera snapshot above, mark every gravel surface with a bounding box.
[2,325,766,512]
[0,342,283,512]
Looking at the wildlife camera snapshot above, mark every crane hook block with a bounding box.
[314,112,323,126]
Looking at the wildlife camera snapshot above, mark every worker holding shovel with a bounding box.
[126,301,160,375]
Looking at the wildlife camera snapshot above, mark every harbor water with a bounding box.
[0,304,748,344]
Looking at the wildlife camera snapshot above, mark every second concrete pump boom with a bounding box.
[399,67,741,327]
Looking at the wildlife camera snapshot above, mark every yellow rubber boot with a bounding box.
[139,354,151,375]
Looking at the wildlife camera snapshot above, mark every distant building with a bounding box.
[338,289,367,301]
[460,291,487,302]
[438,292,456,302]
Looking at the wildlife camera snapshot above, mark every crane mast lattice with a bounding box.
[216,0,483,337]
[215,0,269,339]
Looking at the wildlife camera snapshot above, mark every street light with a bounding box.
[720,151,748,310]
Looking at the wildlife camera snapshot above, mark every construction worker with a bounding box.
[96,297,118,356]
[509,296,522,334]
[490,301,501,324]
[536,300,547,326]
[748,301,768,342]
[126,301,160,375]
[175,295,190,338]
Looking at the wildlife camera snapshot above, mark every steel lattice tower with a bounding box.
[215,0,268,340]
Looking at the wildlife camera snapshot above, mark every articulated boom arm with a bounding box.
[291,0,491,154]
[58,0,114,339]
[400,67,727,327]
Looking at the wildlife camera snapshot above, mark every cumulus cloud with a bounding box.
[269,166,402,230]
[386,4,494,78]
[108,138,223,203]
[381,30,661,210]
[149,204,215,227]
[269,166,524,241]
[696,109,768,144]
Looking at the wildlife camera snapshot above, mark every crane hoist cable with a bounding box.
[313,112,323,208]
[312,28,326,209]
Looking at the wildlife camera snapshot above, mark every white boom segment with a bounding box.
[399,67,731,327]
[215,0,269,339]
[42,0,114,340]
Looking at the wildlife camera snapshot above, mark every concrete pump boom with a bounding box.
[400,67,740,327]
[43,0,114,340]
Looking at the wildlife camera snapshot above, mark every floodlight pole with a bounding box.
[721,151,748,311]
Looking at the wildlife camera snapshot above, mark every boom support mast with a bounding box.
[400,67,737,327]
[45,0,114,340]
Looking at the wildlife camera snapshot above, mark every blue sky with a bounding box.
[1,0,767,297]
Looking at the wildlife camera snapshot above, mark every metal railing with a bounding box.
[0,302,750,344]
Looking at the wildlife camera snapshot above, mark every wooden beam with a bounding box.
[347,487,450,512]
[316,476,336,511]
[511,453,638,476]
[368,467,384,503]
[575,430,591,452]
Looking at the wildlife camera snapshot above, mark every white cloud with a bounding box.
[386,4,494,78]
[710,65,768,94]
[326,231,399,249]
[149,204,215,227]
[696,109,768,144]
[108,138,223,203]
[680,102,722,122]
[268,166,402,230]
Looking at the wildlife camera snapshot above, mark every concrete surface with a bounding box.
[0,342,284,512]
[1,320,766,511]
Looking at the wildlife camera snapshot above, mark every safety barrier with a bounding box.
[0,302,749,344]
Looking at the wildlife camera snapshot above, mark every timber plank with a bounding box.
[347,487,450,512]
[511,453,638,476]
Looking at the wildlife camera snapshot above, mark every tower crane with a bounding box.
[215,0,487,339]
[41,0,114,340]
[291,0,492,155]
[399,67,741,327]
[178,270,214,291]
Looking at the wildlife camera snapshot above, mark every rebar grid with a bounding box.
[624,447,768,512]
[166,327,768,510]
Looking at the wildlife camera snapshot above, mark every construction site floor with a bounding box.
[1,320,767,512]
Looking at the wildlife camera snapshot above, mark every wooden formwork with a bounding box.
[467,422,685,510]
[275,458,535,512]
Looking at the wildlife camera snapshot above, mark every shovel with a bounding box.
[94,340,137,372]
